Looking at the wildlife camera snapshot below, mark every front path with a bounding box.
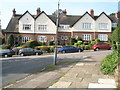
[49,50,116,88]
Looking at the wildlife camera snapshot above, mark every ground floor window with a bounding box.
[98,34,108,41]
[82,34,91,41]
[38,36,47,42]
[51,36,54,41]
[61,35,68,40]
[22,37,31,43]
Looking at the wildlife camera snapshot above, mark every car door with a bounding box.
[102,43,109,49]
[28,48,34,55]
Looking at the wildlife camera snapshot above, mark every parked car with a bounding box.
[0,49,13,57]
[92,42,112,51]
[58,46,83,53]
[18,48,43,56]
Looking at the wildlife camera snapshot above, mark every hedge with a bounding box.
[100,52,119,75]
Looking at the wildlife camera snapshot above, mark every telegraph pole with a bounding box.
[53,0,60,65]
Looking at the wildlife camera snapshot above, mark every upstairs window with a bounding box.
[38,25,47,30]
[99,23,108,29]
[112,23,117,28]
[59,25,70,29]
[23,24,31,30]
[82,23,92,29]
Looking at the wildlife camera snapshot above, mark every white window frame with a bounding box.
[74,35,78,39]
[23,24,31,30]
[99,23,108,29]
[82,34,91,41]
[112,23,117,28]
[38,36,47,42]
[59,25,70,29]
[38,25,47,30]
[61,35,68,40]
[22,37,31,43]
[98,34,108,41]
[51,36,54,41]
[82,23,92,29]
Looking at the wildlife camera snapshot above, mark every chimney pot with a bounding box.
[63,9,67,16]
[90,9,94,17]
[13,8,16,16]
[37,8,41,16]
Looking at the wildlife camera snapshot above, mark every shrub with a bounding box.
[70,38,77,45]
[79,44,85,50]
[50,46,54,52]
[83,41,89,45]
[100,52,119,75]
[22,40,40,48]
[95,39,101,43]
[74,43,78,47]
[84,45,91,50]
[48,41,54,45]
[1,44,11,49]
[7,34,14,47]
[77,41,83,45]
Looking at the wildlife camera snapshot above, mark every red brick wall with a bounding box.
[58,32,71,45]
[73,32,112,40]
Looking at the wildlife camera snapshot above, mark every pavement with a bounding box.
[2,51,117,89]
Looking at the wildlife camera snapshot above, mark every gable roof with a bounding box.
[96,12,113,22]
[5,10,118,33]
[72,12,95,27]
[35,11,56,25]
[18,11,34,20]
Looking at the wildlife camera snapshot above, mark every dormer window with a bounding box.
[59,25,69,29]
[23,24,31,30]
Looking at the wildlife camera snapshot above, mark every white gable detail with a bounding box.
[19,12,34,33]
[72,13,95,32]
[95,13,112,32]
[35,13,56,34]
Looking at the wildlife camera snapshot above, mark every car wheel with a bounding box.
[62,50,66,53]
[78,49,81,52]
[20,53,24,56]
[109,47,112,50]
[35,53,39,56]
[95,48,99,51]
[4,54,8,58]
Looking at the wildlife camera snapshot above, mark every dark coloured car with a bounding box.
[18,48,43,56]
[0,49,13,57]
[58,46,83,53]
[92,42,112,51]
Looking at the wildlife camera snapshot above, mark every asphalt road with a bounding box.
[1,50,112,87]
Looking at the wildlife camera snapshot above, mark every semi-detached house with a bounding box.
[5,8,118,45]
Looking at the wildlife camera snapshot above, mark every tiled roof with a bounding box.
[5,12,118,33]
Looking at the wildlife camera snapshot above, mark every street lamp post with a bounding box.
[53,0,60,65]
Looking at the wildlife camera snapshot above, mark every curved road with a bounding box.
[1,50,112,87]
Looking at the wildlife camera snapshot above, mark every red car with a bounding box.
[92,42,112,51]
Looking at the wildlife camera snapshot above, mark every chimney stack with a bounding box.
[13,8,16,17]
[115,13,118,18]
[90,9,94,17]
[63,9,67,16]
[37,8,41,16]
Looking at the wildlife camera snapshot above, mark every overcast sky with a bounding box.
[0,0,119,29]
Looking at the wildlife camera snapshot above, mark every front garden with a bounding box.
[100,25,120,75]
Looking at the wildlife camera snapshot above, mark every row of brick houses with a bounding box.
[4,8,118,45]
